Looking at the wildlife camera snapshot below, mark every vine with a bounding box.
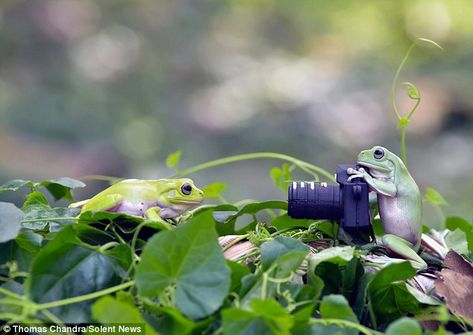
[391,37,442,166]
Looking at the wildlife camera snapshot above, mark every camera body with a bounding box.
[287,164,371,231]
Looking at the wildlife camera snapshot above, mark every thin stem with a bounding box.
[37,281,135,310]
[391,43,417,120]
[79,175,122,183]
[400,97,420,166]
[261,272,268,300]
[234,248,259,263]
[172,152,335,182]
[392,38,442,120]
[109,225,127,245]
[392,38,442,165]
[0,298,31,308]
[123,221,148,282]
[222,234,250,252]
[0,313,23,321]
[98,242,120,252]
[0,287,23,299]
[40,309,68,330]
[400,126,408,166]
[308,318,382,335]
[368,298,378,330]
[266,272,295,284]
[21,217,78,223]
[407,97,421,120]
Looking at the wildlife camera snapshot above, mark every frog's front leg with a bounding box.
[144,206,172,230]
[383,234,427,270]
[347,167,396,197]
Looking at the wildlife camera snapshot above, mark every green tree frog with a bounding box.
[72,178,204,223]
[347,146,427,270]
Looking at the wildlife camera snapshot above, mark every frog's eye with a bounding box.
[373,148,384,159]
[181,183,193,195]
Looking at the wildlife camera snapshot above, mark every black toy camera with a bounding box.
[287,164,371,231]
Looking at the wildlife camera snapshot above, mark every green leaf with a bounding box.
[444,228,468,254]
[0,179,33,193]
[320,295,357,322]
[270,214,311,231]
[15,230,43,253]
[401,82,420,100]
[260,236,309,270]
[308,246,354,270]
[79,210,145,234]
[368,261,418,324]
[22,191,49,208]
[353,272,375,319]
[426,327,454,335]
[146,307,195,335]
[106,244,133,270]
[0,202,23,243]
[240,248,308,308]
[166,150,182,168]
[222,299,293,335]
[318,294,359,335]
[424,187,448,206]
[385,317,422,335]
[135,210,230,320]
[22,204,79,231]
[227,260,250,293]
[79,210,144,224]
[39,177,86,201]
[307,246,355,293]
[341,256,364,303]
[211,201,286,235]
[27,225,125,322]
[92,296,158,335]
[0,238,37,273]
[0,178,84,201]
[445,216,473,251]
[405,284,441,306]
[371,218,384,237]
[270,163,292,191]
[202,182,227,199]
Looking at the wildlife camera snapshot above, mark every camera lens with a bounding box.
[287,181,343,220]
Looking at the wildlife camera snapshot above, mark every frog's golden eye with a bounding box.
[373,148,384,159]
[181,183,193,195]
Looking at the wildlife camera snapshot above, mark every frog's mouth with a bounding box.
[170,199,202,205]
[357,160,392,174]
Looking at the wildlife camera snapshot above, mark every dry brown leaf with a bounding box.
[435,250,473,320]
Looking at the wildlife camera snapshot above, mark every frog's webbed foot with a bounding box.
[144,207,172,230]
[382,234,427,270]
[347,167,371,182]
[174,211,193,224]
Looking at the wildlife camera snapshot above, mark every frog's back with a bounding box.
[81,179,164,211]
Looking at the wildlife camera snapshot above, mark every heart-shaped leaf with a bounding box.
[27,225,126,322]
[0,202,24,243]
[135,210,230,320]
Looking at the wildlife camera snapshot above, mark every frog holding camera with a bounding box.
[289,146,426,270]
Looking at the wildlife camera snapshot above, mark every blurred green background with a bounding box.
[0,0,472,224]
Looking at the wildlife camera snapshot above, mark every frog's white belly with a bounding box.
[378,195,420,247]
[112,201,188,219]
[113,201,157,217]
